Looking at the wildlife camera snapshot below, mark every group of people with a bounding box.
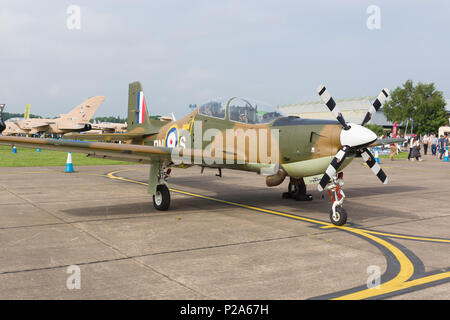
[404,133,449,161]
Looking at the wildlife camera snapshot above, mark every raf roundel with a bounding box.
[165,126,178,148]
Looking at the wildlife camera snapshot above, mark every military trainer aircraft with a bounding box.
[0,82,403,225]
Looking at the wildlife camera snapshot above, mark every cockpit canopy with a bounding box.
[198,97,282,124]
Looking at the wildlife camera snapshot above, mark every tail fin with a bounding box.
[127,81,161,134]
[64,96,105,121]
[24,104,31,119]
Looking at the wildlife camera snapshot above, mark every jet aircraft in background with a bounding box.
[1,96,104,136]
[88,120,128,134]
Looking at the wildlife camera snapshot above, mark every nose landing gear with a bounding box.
[326,173,347,226]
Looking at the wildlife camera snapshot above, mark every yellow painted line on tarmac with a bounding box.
[357,229,450,244]
[105,169,450,300]
[398,271,450,290]
[331,226,414,300]
[14,170,105,177]
[320,225,450,243]
[106,170,331,226]
[171,188,334,226]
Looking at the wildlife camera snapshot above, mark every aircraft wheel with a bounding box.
[330,206,347,226]
[153,184,171,211]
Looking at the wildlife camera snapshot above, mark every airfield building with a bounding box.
[278,96,394,129]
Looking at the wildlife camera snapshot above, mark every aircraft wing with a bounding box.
[0,136,172,164]
[369,137,406,147]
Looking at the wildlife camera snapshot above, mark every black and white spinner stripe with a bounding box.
[361,148,388,184]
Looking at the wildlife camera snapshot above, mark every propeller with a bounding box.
[316,85,389,191]
[360,148,388,184]
[361,89,390,126]
[317,85,349,130]
[317,146,350,191]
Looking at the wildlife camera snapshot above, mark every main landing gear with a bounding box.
[282,178,313,201]
[153,184,170,210]
[325,173,347,226]
[152,168,172,211]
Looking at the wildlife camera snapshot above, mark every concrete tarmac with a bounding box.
[0,154,449,299]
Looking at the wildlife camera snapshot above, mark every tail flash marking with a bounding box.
[137,91,146,124]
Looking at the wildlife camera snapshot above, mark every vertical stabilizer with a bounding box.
[127,81,161,133]
[64,96,105,121]
[24,104,31,119]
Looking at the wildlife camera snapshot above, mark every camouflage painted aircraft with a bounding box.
[0,82,403,225]
[1,96,104,136]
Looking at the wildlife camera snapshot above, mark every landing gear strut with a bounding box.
[326,173,347,226]
[282,178,313,201]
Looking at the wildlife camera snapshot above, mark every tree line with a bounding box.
[2,112,40,121]
[382,80,448,135]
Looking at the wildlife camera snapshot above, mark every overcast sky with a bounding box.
[1,0,449,118]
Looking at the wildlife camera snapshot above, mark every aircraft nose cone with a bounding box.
[340,123,377,148]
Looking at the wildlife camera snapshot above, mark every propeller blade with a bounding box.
[317,85,349,130]
[361,88,390,126]
[361,148,388,184]
[318,147,350,191]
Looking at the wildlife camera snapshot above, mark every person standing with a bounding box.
[438,135,448,160]
[422,134,429,155]
[408,135,415,161]
[389,142,397,161]
[431,134,438,156]
[411,139,422,161]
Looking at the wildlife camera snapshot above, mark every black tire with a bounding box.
[153,184,171,211]
[330,206,347,226]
